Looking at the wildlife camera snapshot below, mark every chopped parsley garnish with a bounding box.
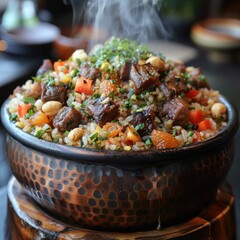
[90,132,98,141]
[71,69,79,77]
[172,128,177,137]
[135,123,145,131]
[188,131,194,137]
[145,138,152,146]
[109,91,115,99]
[90,37,153,68]
[123,100,132,109]
[23,97,35,105]
[32,76,41,83]
[35,129,45,138]
[9,113,17,122]
[46,75,55,86]
[25,109,35,119]
[198,74,206,81]
[119,88,125,94]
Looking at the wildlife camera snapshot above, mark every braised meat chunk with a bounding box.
[24,82,42,99]
[79,64,100,81]
[87,97,120,127]
[118,62,132,81]
[187,67,210,89]
[161,97,189,127]
[165,60,186,73]
[36,59,53,77]
[41,85,67,105]
[130,105,156,137]
[130,63,160,94]
[160,70,188,99]
[53,107,82,131]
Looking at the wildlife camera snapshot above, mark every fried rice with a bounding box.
[7,37,227,151]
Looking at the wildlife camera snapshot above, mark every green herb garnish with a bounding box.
[145,138,152,146]
[35,129,44,138]
[25,109,35,119]
[135,123,145,131]
[23,97,35,105]
[9,113,18,122]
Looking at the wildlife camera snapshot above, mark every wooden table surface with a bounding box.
[6,177,236,240]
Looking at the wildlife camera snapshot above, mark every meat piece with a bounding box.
[41,85,67,105]
[53,107,82,131]
[161,97,189,127]
[187,68,210,89]
[165,60,186,73]
[87,97,120,127]
[79,64,100,80]
[130,63,160,94]
[36,59,53,76]
[160,70,188,99]
[118,62,132,81]
[24,82,42,99]
[130,105,156,137]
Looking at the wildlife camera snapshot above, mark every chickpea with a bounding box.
[42,101,62,116]
[146,56,165,71]
[72,49,88,62]
[211,103,227,118]
[138,59,146,65]
[68,128,84,142]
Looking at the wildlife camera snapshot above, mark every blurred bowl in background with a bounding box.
[191,18,240,62]
[0,22,60,56]
[54,25,108,60]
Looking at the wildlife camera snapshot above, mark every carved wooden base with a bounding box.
[6,177,236,240]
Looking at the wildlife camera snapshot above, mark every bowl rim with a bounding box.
[192,18,240,41]
[1,96,239,165]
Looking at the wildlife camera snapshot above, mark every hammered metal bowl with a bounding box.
[1,96,239,231]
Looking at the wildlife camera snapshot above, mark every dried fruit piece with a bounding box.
[151,129,180,149]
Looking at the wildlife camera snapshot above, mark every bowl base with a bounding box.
[6,177,236,240]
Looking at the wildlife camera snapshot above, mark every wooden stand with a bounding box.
[6,177,236,240]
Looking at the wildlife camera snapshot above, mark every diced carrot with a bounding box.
[75,76,93,95]
[18,103,32,118]
[189,110,203,124]
[198,119,212,131]
[193,131,202,143]
[151,129,180,149]
[185,90,199,98]
[103,122,123,138]
[30,111,49,126]
[124,126,142,145]
[54,61,69,74]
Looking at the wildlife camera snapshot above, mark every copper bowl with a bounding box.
[1,96,239,231]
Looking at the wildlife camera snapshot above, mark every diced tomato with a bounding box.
[75,76,93,95]
[189,110,203,124]
[18,103,32,118]
[54,61,69,74]
[185,90,199,98]
[193,131,202,143]
[198,119,212,131]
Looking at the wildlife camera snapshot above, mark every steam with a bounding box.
[66,0,169,48]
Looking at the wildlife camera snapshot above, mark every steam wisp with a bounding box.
[66,0,169,48]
